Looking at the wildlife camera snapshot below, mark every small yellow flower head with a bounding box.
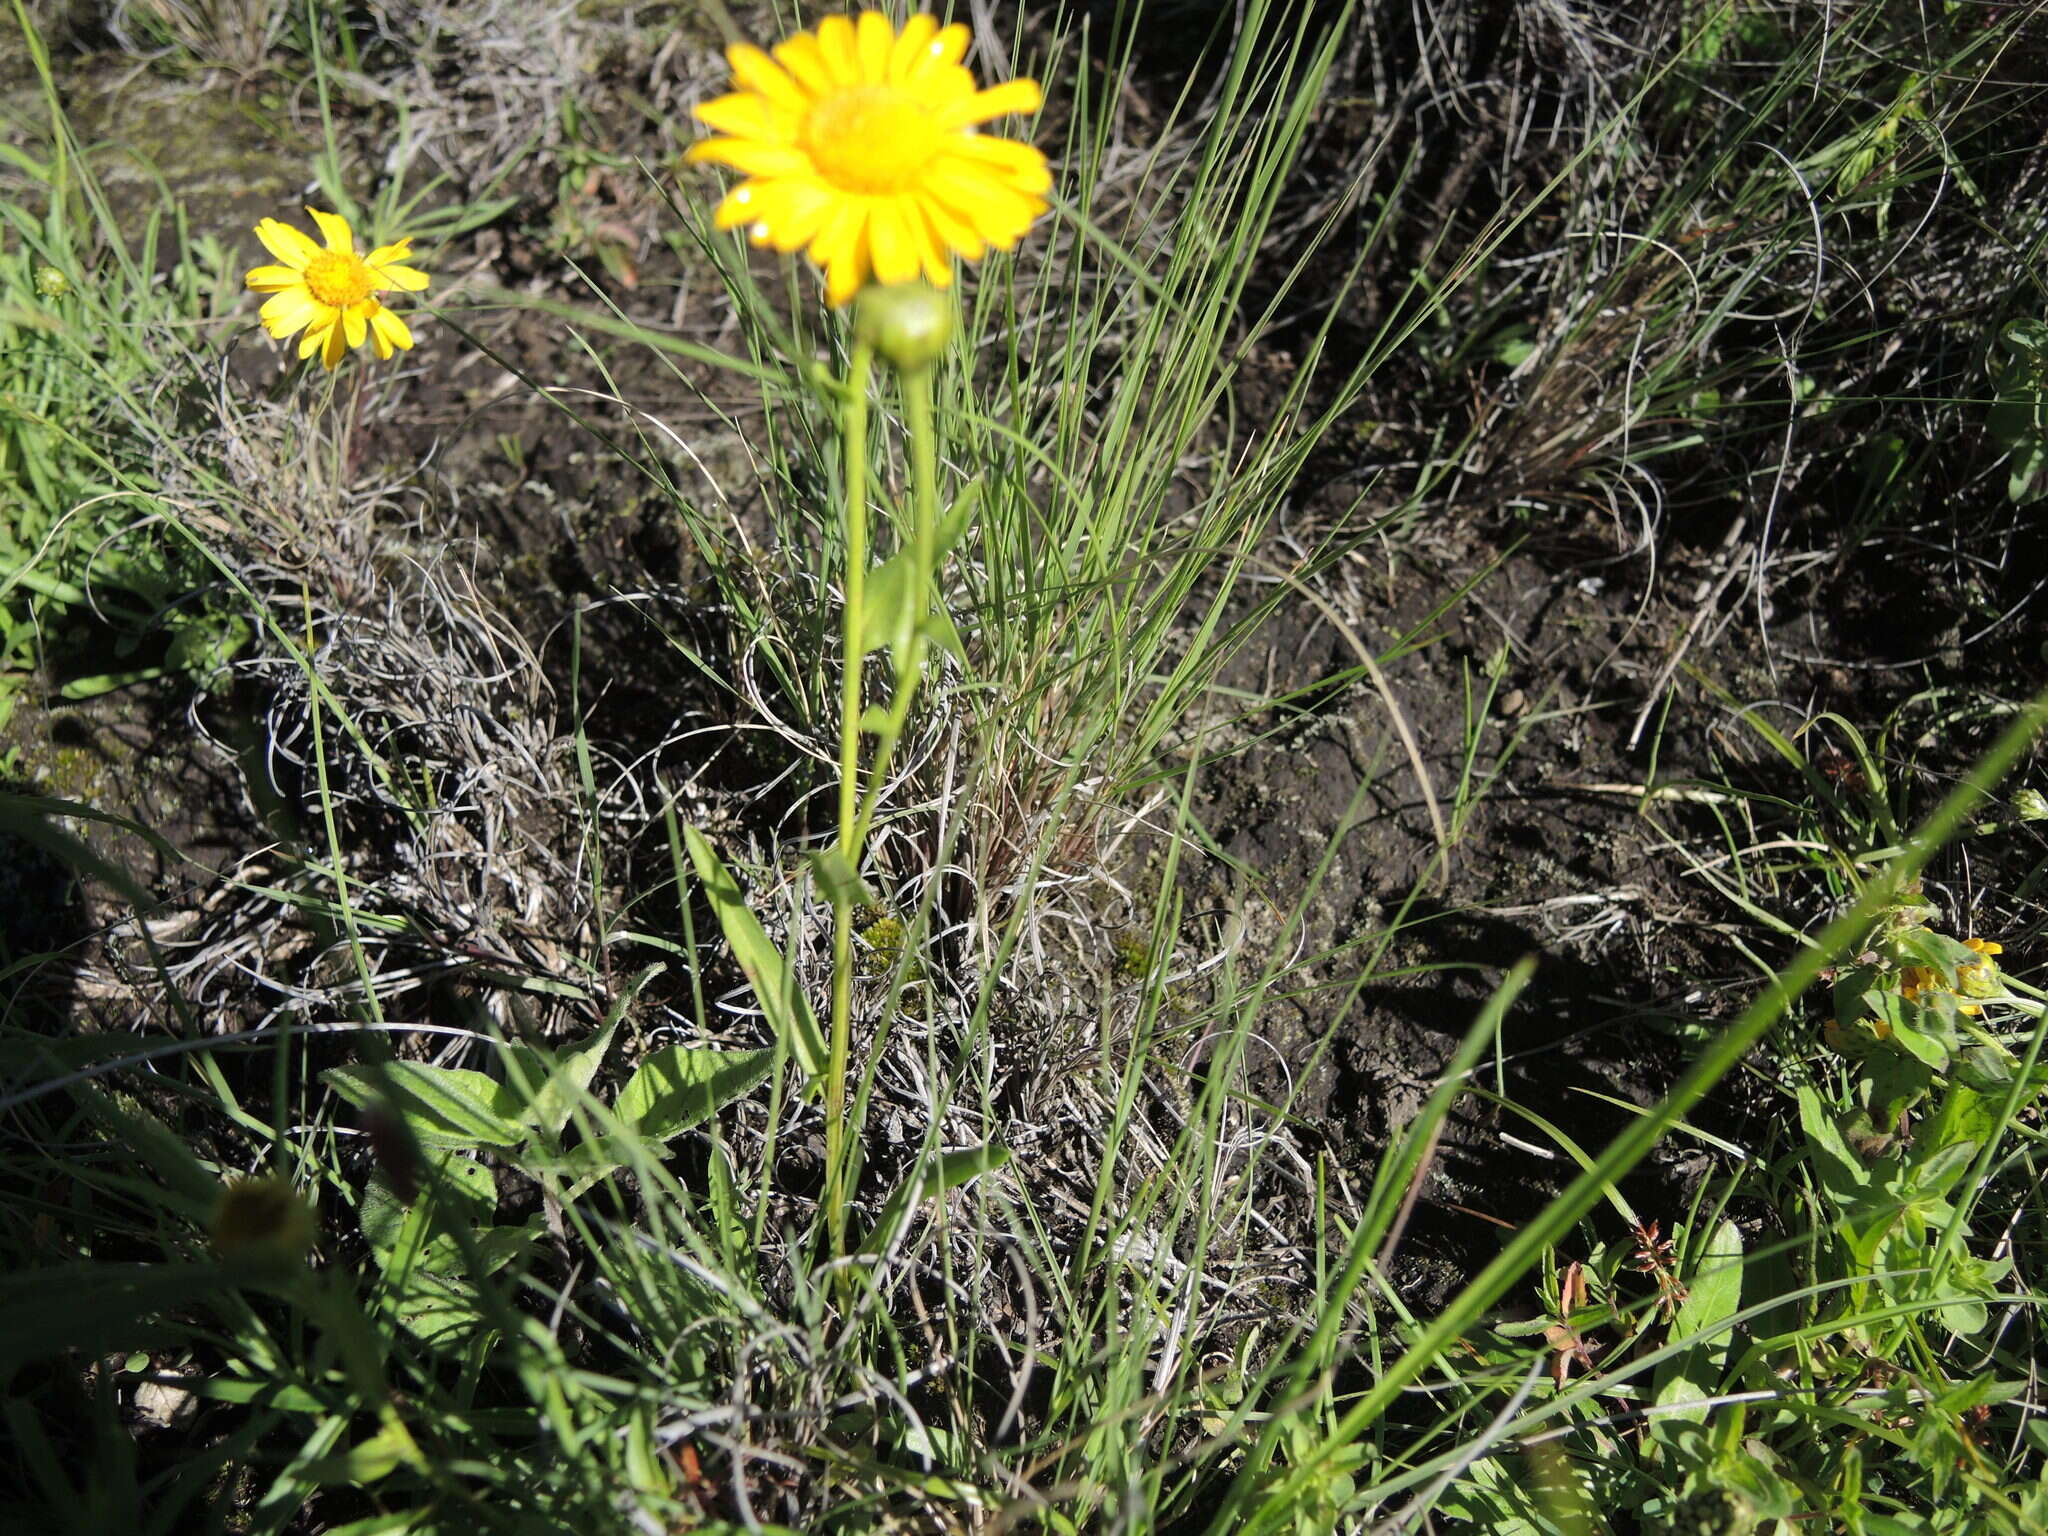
[244,208,429,370]
[687,11,1052,306]
[209,1174,315,1266]
[1958,937,2004,1002]
[854,281,954,372]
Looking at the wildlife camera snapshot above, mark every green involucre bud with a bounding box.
[35,264,69,298]
[2013,787,2048,822]
[854,282,954,373]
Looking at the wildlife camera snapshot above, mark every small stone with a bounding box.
[133,1371,200,1430]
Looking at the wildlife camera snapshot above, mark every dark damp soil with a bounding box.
[1164,490,2048,1309]
[1164,530,1740,1308]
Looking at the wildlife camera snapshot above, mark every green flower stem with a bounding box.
[824,356,942,1255]
[826,339,874,1252]
[836,340,875,849]
[849,361,940,855]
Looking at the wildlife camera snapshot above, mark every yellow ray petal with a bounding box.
[867,200,919,286]
[855,11,894,81]
[942,78,1043,128]
[825,242,869,306]
[888,14,940,80]
[370,260,430,293]
[694,90,781,139]
[924,167,1044,246]
[321,318,348,369]
[726,42,809,109]
[809,199,867,274]
[906,22,970,80]
[343,302,370,350]
[712,182,764,231]
[685,138,812,178]
[911,61,976,112]
[369,306,415,358]
[260,287,320,338]
[815,15,859,81]
[245,264,304,292]
[297,317,332,360]
[905,200,953,285]
[365,239,414,266]
[749,179,835,253]
[949,134,1054,194]
[307,207,355,254]
[256,218,318,268]
[919,195,986,262]
[772,32,835,95]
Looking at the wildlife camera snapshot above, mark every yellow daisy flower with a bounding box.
[244,208,429,370]
[687,10,1051,306]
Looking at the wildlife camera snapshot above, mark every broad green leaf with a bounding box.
[1797,1085,1870,1202]
[616,1045,775,1142]
[1672,1219,1743,1339]
[298,1418,424,1485]
[856,549,968,667]
[1919,1082,1997,1157]
[509,977,645,1135]
[1653,1218,1743,1423]
[324,1063,526,1149]
[858,546,923,658]
[358,1153,497,1273]
[2009,440,2048,505]
[1863,1050,1935,1125]
[922,602,967,667]
[2004,319,2048,357]
[807,846,872,909]
[1885,1013,1951,1071]
[684,827,828,1079]
[356,1150,529,1346]
[1906,1138,1978,1204]
[860,1143,1012,1255]
[1949,1056,2031,1097]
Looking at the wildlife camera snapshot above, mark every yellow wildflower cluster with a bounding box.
[1900,937,2004,1017]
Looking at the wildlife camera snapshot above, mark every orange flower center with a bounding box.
[804,87,944,195]
[304,250,373,308]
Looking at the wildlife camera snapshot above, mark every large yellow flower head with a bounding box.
[687,11,1051,306]
[244,208,429,370]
